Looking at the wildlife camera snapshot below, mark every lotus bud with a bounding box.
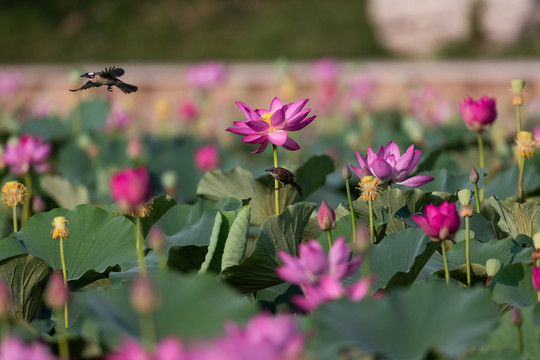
[533,265,540,292]
[0,279,13,318]
[342,164,352,180]
[470,167,479,184]
[130,274,159,316]
[161,170,177,198]
[148,226,166,253]
[511,79,526,106]
[317,201,335,231]
[510,308,523,327]
[457,189,471,206]
[44,271,70,310]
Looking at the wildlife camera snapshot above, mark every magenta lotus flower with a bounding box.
[226,97,316,154]
[110,167,152,212]
[0,336,58,360]
[533,265,540,292]
[317,201,336,231]
[409,86,451,127]
[185,61,225,90]
[411,201,461,241]
[195,144,219,172]
[459,96,497,133]
[2,135,52,175]
[107,337,185,360]
[351,141,433,187]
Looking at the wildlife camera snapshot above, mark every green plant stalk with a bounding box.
[59,237,69,329]
[368,199,374,245]
[518,156,525,203]
[473,183,481,213]
[273,145,280,216]
[12,206,17,233]
[465,216,471,287]
[516,104,522,133]
[516,323,523,354]
[139,313,156,351]
[1,318,9,339]
[21,172,32,226]
[345,178,357,243]
[326,230,333,249]
[441,240,450,285]
[136,217,147,276]
[477,133,485,203]
[56,309,70,360]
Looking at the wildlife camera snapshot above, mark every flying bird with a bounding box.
[70,66,138,94]
[265,167,302,196]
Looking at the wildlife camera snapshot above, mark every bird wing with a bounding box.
[100,66,125,78]
[69,81,98,92]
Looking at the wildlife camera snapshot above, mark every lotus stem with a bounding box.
[441,240,450,285]
[465,216,471,287]
[56,310,70,360]
[473,183,481,213]
[368,199,374,245]
[139,313,156,351]
[21,172,32,226]
[136,217,147,276]
[476,133,485,203]
[516,322,523,354]
[273,145,280,216]
[518,156,525,203]
[345,178,356,243]
[326,230,333,249]
[59,237,69,328]
[516,103,522,133]
[12,206,17,233]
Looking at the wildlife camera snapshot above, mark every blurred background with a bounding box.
[2,0,540,211]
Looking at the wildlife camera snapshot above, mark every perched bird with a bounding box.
[70,66,138,94]
[265,167,302,196]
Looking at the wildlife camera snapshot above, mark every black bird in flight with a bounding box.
[70,66,138,94]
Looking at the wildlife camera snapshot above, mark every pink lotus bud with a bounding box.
[510,308,523,327]
[411,202,461,241]
[127,137,143,160]
[0,279,13,318]
[317,201,335,231]
[533,265,540,292]
[148,226,166,252]
[459,96,497,133]
[195,144,219,172]
[110,167,152,213]
[470,167,479,183]
[44,272,69,310]
[342,164,351,180]
[130,274,159,315]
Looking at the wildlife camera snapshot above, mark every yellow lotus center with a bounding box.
[260,112,274,126]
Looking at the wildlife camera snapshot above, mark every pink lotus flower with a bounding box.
[106,105,131,132]
[195,144,219,172]
[411,201,461,241]
[277,237,372,311]
[106,337,185,360]
[533,265,540,292]
[351,141,433,187]
[0,71,22,97]
[459,96,497,133]
[178,100,199,122]
[409,86,451,127]
[317,201,335,231]
[222,313,304,360]
[311,58,340,83]
[185,61,225,90]
[44,271,69,311]
[110,167,152,212]
[227,97,316,154]
[2,135,51,175]
[0,336,58,360]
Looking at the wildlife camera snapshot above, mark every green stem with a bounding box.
[56,309,70,360]
[441,240,450,285]
[1,318,9,339]
[518,156,525,203]
[473,183,481,213]
[368,199,374,245]
[345,178,356,243]
[477,133,485,203]
[21,172,32,226]
[516,104,522,133]
[516,324,523,354]
[326,230,333,249]
[59,237,68,328]
[136,217,147,276]
[139,313,156,351]
[12,206,17,233]
[273,145,280,216]
[465,216,471,287]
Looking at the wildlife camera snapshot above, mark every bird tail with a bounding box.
[117,81,138,94]
[292,182,302,196]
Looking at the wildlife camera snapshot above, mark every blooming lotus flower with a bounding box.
[351,141,433,187]
[409,86,451,127]
[411,202,461,241]
[226,97,316,154]
[106,105,131,132]
[0,336,57,360]
[110,167,152,213]
[533,265,540,292]
[185,61,225,90]
[459,96,497,133]
[195,144,219,172]
[178,100,199,122]
[2,135,51,175]
[106,338,185,360]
